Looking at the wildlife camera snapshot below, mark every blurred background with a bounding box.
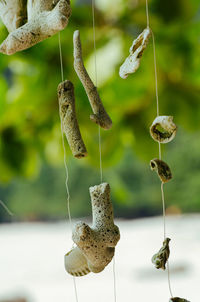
[0,0,200,301]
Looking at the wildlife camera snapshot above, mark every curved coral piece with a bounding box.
[150,116,177,143]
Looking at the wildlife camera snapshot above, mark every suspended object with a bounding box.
[150,116,177,144]
[119,27,151,79]
[150,158,172,183]
[65,183,120,276]
[58,80,87,158]
[0,0,71,55]
[73,30,112,130]
[169,298,191,302]
[152,238,171,270]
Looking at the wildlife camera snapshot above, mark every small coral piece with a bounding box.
[65,183,120,276]
[73,30,112,130]
[0,0,71,55]
[150,158,172,183]
[64,246,90,277]
[119,27,151,79]
[152,238,171,270]
[58,80,87,158]
[150,116,177,143]
[169,298,190,302]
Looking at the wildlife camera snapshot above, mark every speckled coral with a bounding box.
[65,183,120,276]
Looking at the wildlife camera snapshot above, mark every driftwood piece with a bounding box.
[119,27,151,79]
[150,116,177,143]
[73,30,112,130]
[0,0,71,55]
[169,298,190,302]
[150,158,172,183]
[65,183,120,276]
[0,0,27,33]
[58,80,87,159]
[152,238,171,270]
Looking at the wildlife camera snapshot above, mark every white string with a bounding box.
[92,0,103,183]
[145,0,173,298]
[58,32,79,302]
[113,257,117,302]
[0,200,14,216]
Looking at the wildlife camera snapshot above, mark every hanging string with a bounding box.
[58,32,79,302]
[0,200,14,216]
[145,0,173,298]
[91,0,103,183]
[113,256,117,302]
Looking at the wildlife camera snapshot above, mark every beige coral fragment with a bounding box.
[65,183,120,276]
[0,0,71,55]
[119,27,151,79]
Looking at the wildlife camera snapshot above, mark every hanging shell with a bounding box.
[65,183,120,276]
[150,158,172,183]
[152,238,171,270]
[169,298,190,302]
[150,116,177,143]
[64,246,91,277]
[119,27,151,79]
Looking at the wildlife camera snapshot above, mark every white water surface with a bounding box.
[0,215,199,302]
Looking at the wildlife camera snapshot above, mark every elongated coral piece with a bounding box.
[58,80,87,158]
[73,30,112,130]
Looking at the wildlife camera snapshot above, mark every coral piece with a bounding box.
[65,183,120,276]
[0,0,71,55]
[152,238,171,270]
[0,0,27,33]
[73,30,112,130]
[169,298,190,302]
[119,27,151,79]
[150,116,177,143]
[58,80,87,159]
[150,158,172,183]
[64,246,90,277]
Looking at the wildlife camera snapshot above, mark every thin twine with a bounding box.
[113,257,117,302]
[92,0,103,183]
[145,0,173,298]
[0,200,14,216]
[58,32,79,302]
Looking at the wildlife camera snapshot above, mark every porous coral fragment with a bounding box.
[152,238,171,270]
[150,158,172,183]
[58,80,87,158]
[0,0,71,55]
[65,183,120,276]
[73,30,112,130]
[150,116,177,143]
[119,27,151,79]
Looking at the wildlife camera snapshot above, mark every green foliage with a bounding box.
[0,0,200,221]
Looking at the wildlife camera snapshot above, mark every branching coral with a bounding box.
[65,183,120,276]
[0,0,71,55]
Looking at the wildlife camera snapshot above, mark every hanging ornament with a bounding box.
[0,0,27,33]
[57,79,87,158]
[169,298,190,302]
[73,30,112,130]
[150,116,177,143]
[150,158,172,183]
[119,27,151,79]
[0,0,71,55]
[65,183,120,276]
[152,238,171,270]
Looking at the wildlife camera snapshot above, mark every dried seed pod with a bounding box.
[66,183,120,276]
[150,158,172,183]
[150,116,177,143]
[169,298,190,302]
[58,80,87,159]
[0,0,27,33]
[152,238,171,270]
[0,0,71,55]
[65,246,91,277]
[119,27,151,79]
[73,30,112,130]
